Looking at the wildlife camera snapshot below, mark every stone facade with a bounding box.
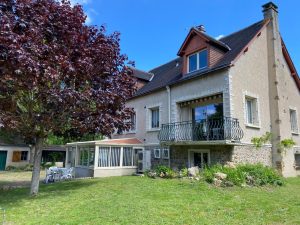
[231,145,272,166]
[145,145,169,169]
[169,145,232,170]
[168,144,272,170]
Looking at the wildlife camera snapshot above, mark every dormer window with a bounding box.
[188,49,208,73]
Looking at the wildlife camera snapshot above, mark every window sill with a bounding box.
[123,130,137,134]
[147,128,161,132]
[292,132,299,136]
[245,124,261,129]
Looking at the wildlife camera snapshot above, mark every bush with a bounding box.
[202,163,283,187]
[5,165,18,171]
[179,168,189,177]
[154,166,178,179]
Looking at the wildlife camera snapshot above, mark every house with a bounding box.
[66,2,300,178]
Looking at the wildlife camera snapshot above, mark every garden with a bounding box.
[0,164,299,224]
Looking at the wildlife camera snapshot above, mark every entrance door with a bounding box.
[189,150,210,169]
[0,151,7,171]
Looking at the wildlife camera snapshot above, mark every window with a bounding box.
[151,108,160,128]
[189,150,210,169]
[123,147,136,167]
[154,148,160,159]
[162,148,169,159]
[192,103,223,121]
[245,97,258,125]
[98,147,136,167]
[130,112,136,131]
[290,109,298,133]
[188,49,208,73]
[79,146,95,167]
[21,151,28,161]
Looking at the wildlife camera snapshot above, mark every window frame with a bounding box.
[20,151,28,161]
[154,148,161,159]
[289,108,299,134]
[188,149,210,169]
[150,107,160,129]
[78,146,95,167]
[243,92,260,128]
[162,148,170,159]
[97,146,138,168]
[187,49,208,73]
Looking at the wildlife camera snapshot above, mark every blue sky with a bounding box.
[72,0,299,73]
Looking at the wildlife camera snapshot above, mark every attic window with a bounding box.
[188,49,208,73]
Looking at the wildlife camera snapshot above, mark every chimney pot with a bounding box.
[262,2,278,13]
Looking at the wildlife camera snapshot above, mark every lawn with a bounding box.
[0,174,299,225]
[0,171,46,189]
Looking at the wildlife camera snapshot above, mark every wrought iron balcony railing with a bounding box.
[158,117,244,142]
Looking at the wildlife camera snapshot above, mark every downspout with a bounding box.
[166,86,171,168]
[166,86,171,123]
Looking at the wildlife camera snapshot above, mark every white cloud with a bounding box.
[85,13,92,25]
[215,34,224,40]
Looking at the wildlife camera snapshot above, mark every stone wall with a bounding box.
[231,145,272,166]
[169,145,232,170]
[145,145,169,169]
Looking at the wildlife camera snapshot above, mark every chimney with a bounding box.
[262,2,278,20]
[196,25,205,32]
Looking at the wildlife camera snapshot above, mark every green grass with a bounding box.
[0,175,300,225]
[0,171,45,188]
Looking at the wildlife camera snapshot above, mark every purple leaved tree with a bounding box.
[0,0,136,195]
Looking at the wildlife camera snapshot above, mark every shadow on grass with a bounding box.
[0,178,98,209]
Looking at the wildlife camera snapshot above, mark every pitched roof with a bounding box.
[97,138,143,145]
[131,67,153,81]
[134,20,267,97]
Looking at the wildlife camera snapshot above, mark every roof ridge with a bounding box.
[130,66,153,75]
[219,20,265,41]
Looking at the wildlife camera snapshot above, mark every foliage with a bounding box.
[0,0,136,194]
[278,138,296,154]
[41,162,55,169]
[5,165,17,171]
[251,132,272,149]
[202,164,283,186]
[0,175,300,224]
[48,152,63,163]
[179,167,189,177]
[46,132,103,145]
[154,165,177,178]
[5,164,33,171]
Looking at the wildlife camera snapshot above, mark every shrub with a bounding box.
[155,166,178,179]
[202,163,283,187]
[5,165,18,171]
[179,168,189,177]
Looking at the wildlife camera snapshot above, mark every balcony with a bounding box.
[158,117,244,143]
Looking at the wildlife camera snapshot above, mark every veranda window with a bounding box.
[78,146,95,167]
[98,146,137,167]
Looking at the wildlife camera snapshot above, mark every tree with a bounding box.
[0,0,136,195]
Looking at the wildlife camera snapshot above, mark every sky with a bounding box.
[72,0,300,73]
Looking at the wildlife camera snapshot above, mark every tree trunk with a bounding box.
[29,145,35,164]
[30,137,44,196]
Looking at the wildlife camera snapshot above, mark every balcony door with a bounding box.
[192,103,223,121]
[188,149,210,169]
[191,103,223,140]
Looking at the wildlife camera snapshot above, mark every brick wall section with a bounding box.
[231,145,272,166]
